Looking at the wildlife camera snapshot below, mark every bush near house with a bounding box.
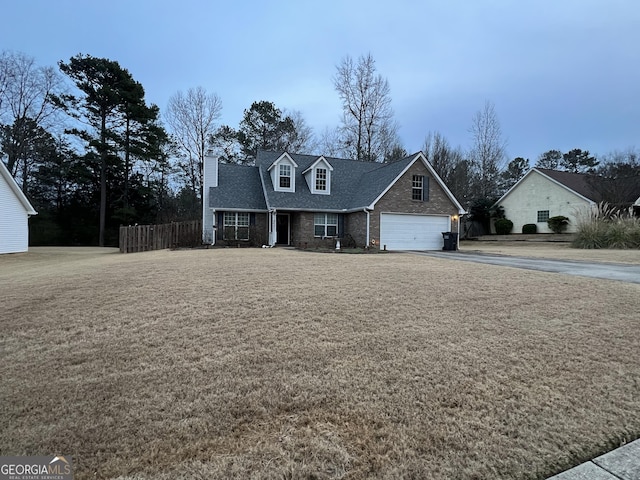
[494,218,513,235]
[522,224,537,234]
[547,216,570,234]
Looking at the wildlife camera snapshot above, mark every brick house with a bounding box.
[202,151,465,250]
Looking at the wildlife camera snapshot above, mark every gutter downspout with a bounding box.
[211,209,216,246]
[365,208,371,246]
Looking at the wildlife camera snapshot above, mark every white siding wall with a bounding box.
[499,171,592,233]
[0,174,30,254]
[202,155,218,243]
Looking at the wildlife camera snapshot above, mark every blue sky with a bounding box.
[2,0,639,163]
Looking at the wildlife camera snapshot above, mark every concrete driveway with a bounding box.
[413,250,640,284]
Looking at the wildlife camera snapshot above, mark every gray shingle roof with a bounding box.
[209,163,267,210]
[255,151,415,211]
[209,151,428,212]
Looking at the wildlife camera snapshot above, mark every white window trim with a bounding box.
[269,155,297,192]
[314,213,338,237]
[315,168,327,191]
[312,167,331,195]
[223,212,250,240]
[303,156,333,195]
[537,210,550,223]
[279,164,292,190]
[412,175,424,201]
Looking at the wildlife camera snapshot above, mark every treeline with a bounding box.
[1,51,638,246]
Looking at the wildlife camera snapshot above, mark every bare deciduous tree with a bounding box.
[0,51,64,179]
[317,126,343,158]
[0,51,11,114]
[468,101,506,199]
[283,109,316,154]
[165,86,222,200]
[423,131,464,186]
[334,53,398,162]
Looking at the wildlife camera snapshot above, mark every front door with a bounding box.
[276,214,290,245]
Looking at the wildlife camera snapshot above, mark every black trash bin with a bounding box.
[442,232,458,251]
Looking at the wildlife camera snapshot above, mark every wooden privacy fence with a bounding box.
[119,220,202,253]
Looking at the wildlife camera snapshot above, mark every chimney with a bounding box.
[202,153,219,244]
[203,153,219,189]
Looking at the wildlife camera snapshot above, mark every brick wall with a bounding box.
[254,213,268,245]
[369,161,460,243]
[279,159,461,249]
[346,211,367,247]
[291,212,330,248]
[292,211,363,249]
[215,212,267,246]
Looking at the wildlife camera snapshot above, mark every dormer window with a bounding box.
[303,156,333,195]
[269,153,297,192]
[315,168,327,191]
[279,164,291,188]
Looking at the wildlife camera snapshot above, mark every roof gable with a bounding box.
[536,168,605,202]
[366,152,466,213]
[302,156,333,174]
[497,167,640,207]
[495,168,601,207]
[302,156,334,195]
[266,152,298,171]
[0,161,37,215]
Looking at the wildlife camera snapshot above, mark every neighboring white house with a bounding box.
[0,161,37,254]
[493,168,600,234]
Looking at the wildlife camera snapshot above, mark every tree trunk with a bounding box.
[99,113,107,247]
[124,116,130,211]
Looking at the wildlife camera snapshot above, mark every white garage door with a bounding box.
[380,213,451,250]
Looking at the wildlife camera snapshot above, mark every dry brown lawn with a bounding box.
[460,240,640,264]
[1,246,639,479]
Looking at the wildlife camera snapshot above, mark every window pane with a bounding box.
[326,225,337,236]
[326,213,338,225]
[314,213,325,224]
[537,210,550,222]
[316,168,327,190]
[237,213,249,226]
[279,164,291,188]
[412,175,423,200]
[314,225,325,236]
[237,227,249,240]
[224,212,235,226]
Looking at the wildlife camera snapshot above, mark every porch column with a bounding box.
[211,209,216,245]
[269,211,277,246]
